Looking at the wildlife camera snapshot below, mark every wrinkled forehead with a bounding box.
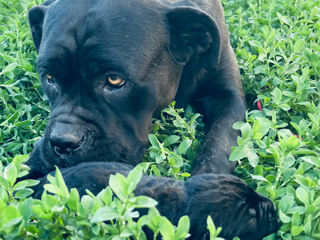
[39,0,167,69]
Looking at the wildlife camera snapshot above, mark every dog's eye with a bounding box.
[46,74,54,84]
[106,74,125,87]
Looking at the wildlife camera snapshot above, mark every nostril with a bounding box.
[50,133,83,155]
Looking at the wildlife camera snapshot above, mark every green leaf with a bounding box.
[280,104,291,111]
[132,196,158,208]
[254,165,263,175]
[44,184,65,196]
[282,154,295,168]
[149,134,161,149]
[277,12,290,25]
[5,164,17,187]
[174,216,190,239]
[109,174,128,201]
[0,63,19,75]
[247,149,259,167]
[279,195,294,212]
[179,172,191,178]
[0,186,8,202]
[2,206,22,227]
[279,210,291,223]
[13,179,39,191]
[90,206,119,223]
[286,135,300,151]
[159,217,175,240]
[137,215,151,230]
[151,165,161,176]
[14,188,34,199]
[292,212,300,226]
[163,135,180,146]
[272,87,282,104]
[178,139,192,155]
[67,188,80,212]
[43,193,59,211]
[127,166,143,194]
[207,215,222,238]
[173,119,187,129]
[55,166,69,198]
[294,175,309,187]
[229,144,249,161]
[310,53,320,66]
[233,121,245,130]
[97,187,113,205]
[313,196,320,207]
[249,40,263,49]
[45,173,54,183]
[251,175,269,183]
[291,226,304,236]
[0,176,10,191]
[19,198,33,221]
[293,39,305,52]
[252,117,270,140]
[296,187,309,205]
[168,152,184,167]
[240,123,252,139]
[12,154,29,172]
[300,156,320,167]
[262,233,277,240]
[2,217,23,230]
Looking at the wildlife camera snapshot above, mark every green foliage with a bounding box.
[207,216,224,240]
[0,0,319,239]
[0,155,194,239]
[223,0,320,238]
[0,0,48,165]
[143,102,205,179]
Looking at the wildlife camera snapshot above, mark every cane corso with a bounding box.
[26,0,246,178]
[33,162,278,240]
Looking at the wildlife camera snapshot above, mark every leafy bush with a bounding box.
[142,102,205,179]
[222,0,320,238]
[0,0,48,165]
[0,155,226,239]
[0,0,320,239]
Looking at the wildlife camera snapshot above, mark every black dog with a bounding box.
[26,0,246,178]
[33,162,278,240]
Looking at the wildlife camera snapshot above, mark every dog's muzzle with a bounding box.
[49,122,85,156]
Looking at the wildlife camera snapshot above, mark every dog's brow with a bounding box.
[37,56,69,78]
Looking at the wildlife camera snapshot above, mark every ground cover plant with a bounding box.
[0,0,319,239]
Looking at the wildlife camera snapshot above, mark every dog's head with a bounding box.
[186,174,279,240]
[27,0,221,178]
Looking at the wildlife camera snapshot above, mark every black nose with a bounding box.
[50,132,83,155]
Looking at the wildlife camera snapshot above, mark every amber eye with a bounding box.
[106,74,125,87]
[46,74,54,84]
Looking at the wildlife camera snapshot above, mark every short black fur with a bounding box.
[25,0,246,178]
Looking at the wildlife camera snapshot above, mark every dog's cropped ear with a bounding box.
[166,7,221,69]
[28,5,47,52]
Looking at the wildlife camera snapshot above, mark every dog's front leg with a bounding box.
[192,47,246,175]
